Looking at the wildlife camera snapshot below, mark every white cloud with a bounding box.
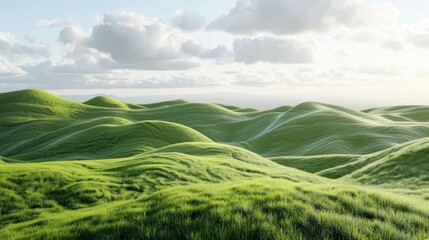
[37,17,74,28]
[4,7,428,95]
[233,37,316,64]
[403,20,429,48]
[381,40,405,52]
[343,62,403,76]
[334,28,380,43]
[0,60,25,77]
[0,32,50,60]
[57,25,105,61]
[87,13,183,63]
[54,12,207,70]
[82,12,199,70]
[208,0,399,35]
[58,25,89,44]
[181,40,231,59]
[2,59,217,89]
[171,10,206,32]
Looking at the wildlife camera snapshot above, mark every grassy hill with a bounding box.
[2,89,429,157]
[84,96,144,110]
[0,89,428,239]
[272,138,429,188]
[3,120,213,160]
[2,179,428,240]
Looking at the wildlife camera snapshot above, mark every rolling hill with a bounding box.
[272,138,429,188]
[0,89,428,239]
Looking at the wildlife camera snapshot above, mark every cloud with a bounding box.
[233,37,316,64]
[0,32,50,60]
[57,25,105,61]
[83,12,200,70]
[0,60,94,89]
[0,60,25,77]
[343,62,403,76]
[87,13,183,63]
[37,17,74,28]
[171,10,206,32]
[207,0,399,35]
[55,12,205,70]
[403,20,429,48]
[334,28,380,43]
[1,59,215,89]
[381,40,405,52]
[58,25,89,44]
[181,40,231,59]
[105,59,200,71]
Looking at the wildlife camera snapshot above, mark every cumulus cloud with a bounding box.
[83,12,200,70]
[171,10,206,32]
[54,12,205,70]
[58,25,89,44]
[87,13,183,63]
[233,37,316,64]
[207,0,399,35]
[0,32,50,60]
[181,40,231,59]
[57,25,106,61]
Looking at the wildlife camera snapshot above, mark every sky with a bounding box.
[1,0,429,109]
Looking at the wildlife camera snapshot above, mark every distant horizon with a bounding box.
[2,87,428,110]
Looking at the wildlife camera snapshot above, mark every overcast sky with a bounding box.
[1,0,429,108]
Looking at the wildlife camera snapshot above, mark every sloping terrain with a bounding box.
[0,89,428,239]
[4,120,213,160]
[2,90,429,158]
[84,96,144,110]
[2,180,428,240]
[272,138,429,188]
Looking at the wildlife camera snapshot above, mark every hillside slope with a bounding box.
[273,138,429,188]
[1,178,428,240]
[2,89,429,158]
[3,120,213,160]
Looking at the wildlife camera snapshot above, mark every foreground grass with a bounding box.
[1,179,428,240]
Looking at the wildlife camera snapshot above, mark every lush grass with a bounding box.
[5,120,213,160]
[84,96,144,110]
[273,138,429,188]
[1,180,428,240]
[2,89,429,157]
[0,89,428,239]
[0,142,322,213]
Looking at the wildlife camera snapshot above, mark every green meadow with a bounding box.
[0,89,428,239]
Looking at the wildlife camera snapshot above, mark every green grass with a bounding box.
[0,89,428,239]
[1,180,428,240]
[84,96,144,110]
[5,120,213,160]
[273,138,429,188]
